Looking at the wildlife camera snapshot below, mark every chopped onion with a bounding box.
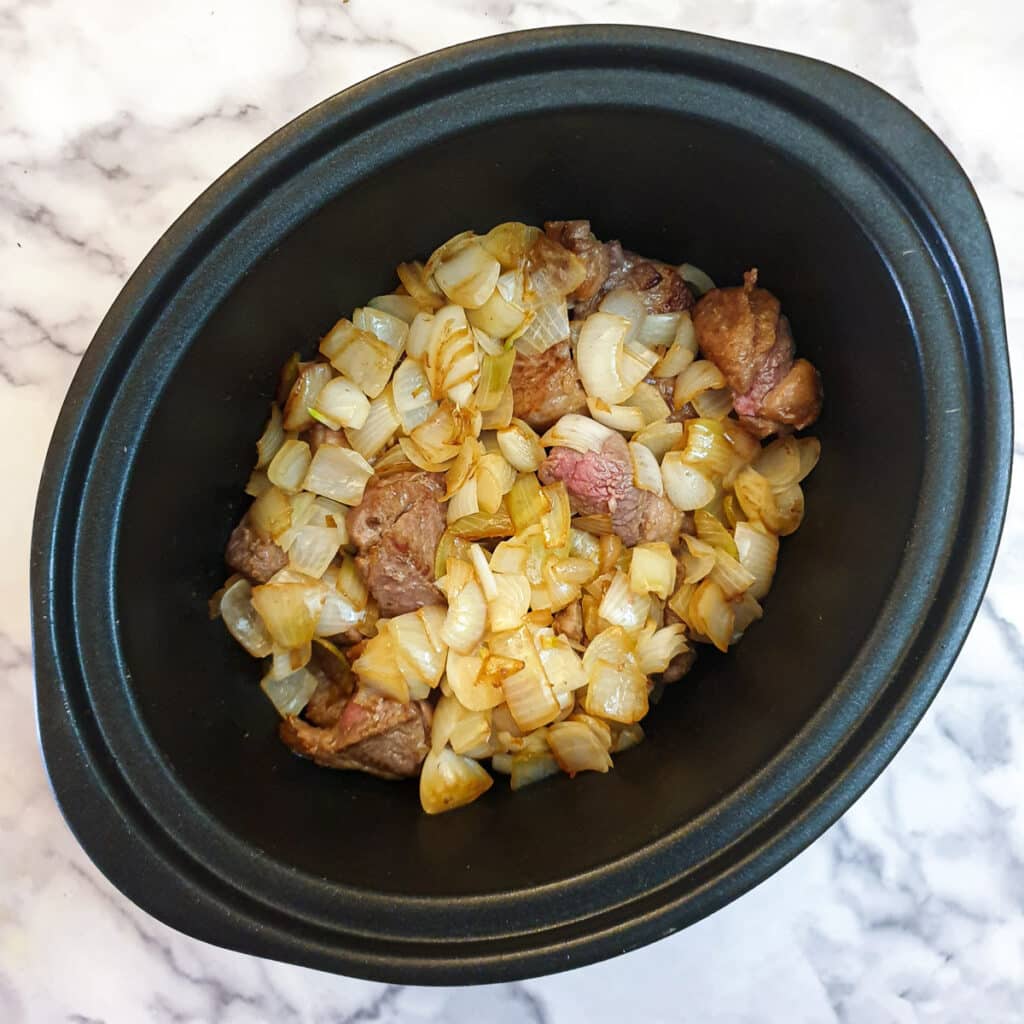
[352,628,409,703]
[611,722,645,753]
[445,437,482,499]
[679,419,736,478]
[734,521,779,600]
[501,662,560,733]
[636,623,688,675]
[732,591,764,638]
[249,485,292,539]
[632,420,684,459]
[662,452,716,511]
[625,381,671,425]
[390,607,448,689]
[310,376,371,430]
[260,667,318,718]
[267,641,311,681]
[797,437,821,482]
[392,357,438,432]
[244,470,271,498]
[674,359,727,409]
[467,281,529,338]
[287,524,341,579]
[369,293,421,323]
[446,506,516,539]
[510,747,561,790]
[256,404,285,469]
[629,441,664,495]
[475,349,516,412]
[267,439,312,495]
[346,386,400,460]
[513,298,570,356]
[425,305,479,404]
[447,476,479,523]
[469,543,498,600]
[540,413,616,454]
[619,341,661,393]
[320,319,400,399]
[445,649,511,711]
[315,586,362,638]
[678,262,717,296]
[540,481,571,549]
[772,482,805,536]
[250,582,324,648]
[353,306,410,350]
[569,527,601,564]
[548,721,613,775]
[481,221,543,269]
[219,577,273,657]
[419,747,493,815]
[709,547,756,600]
[497,418,544,472]
[679,534,717,583]
[441,561,487,654]
[302,444,374,505]
[396,261,444,311]
[691,579,734,652]
[598,288,647,345]
[586,396,646,433]
[525,235,587,302]
[283,362,334,432]
[598,570,652,632]
[480,384,514,429]
[476,452,516,515]
[399,436,454,472]
[572,712,613,749]
[692,387,734,420]
[507,473,547,534]
[575,312,633,403]
[405,311,435,360]
[629,542,676,599]
[572,512,615,536]
[638,311,682,348]
[488,573,531,632]
[434,240,501,309]
[536,633,587,692]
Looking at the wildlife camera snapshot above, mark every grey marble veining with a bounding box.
[1,1,1021,1021]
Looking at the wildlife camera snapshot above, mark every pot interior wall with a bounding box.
[116,109,922,895]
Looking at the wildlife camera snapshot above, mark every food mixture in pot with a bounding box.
[211,220,823,814]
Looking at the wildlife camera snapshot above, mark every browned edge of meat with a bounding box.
[509,340,588,430]
[347,470,447,617]
[692,268,822,437]
[281,686,432,779]
[225,517,287,583]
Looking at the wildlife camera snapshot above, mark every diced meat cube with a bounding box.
[509,341,588,430]
[225,517,287,583]
[348,470,446,617]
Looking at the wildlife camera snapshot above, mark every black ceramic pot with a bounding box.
[32,26,1011,984]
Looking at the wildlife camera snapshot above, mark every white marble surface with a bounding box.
[2,0,1022,1020]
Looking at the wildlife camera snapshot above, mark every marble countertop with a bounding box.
[2,1,1021,1021]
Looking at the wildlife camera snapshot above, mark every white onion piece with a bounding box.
[693,579,734,652]
[346,387,400,460]
[267,642,310,681]
[396,261,444,312]
[368,293,421,324]
[255,404,285,469]
[406,312,434,360]
[320,319,400,399]
[709,547,756,600]
[547,721,613,774]
[540,413,615,454]
[796,437,822,482]
[497,418,545,472]
[618,341,660,392]
[419,747,493,815]
[480,384,514,429]
[392,358,437,432]
[598,288,647,345]
[302,445,374,505]
[434,241,501,309]
[447,476,479,523]
[575,312,633,403]
[351,628,409,703]
[249,485,293,540]
[662,452,716,511]
[287,525,341,579]
[678,262,717,296]
[637,311,682,347]
[283,362,334,432]
[513,299,570,356]
[445,649,510,711]
[250,582,324,648]
[314,586,362,637]
[629,542,676,599]
[632,420,684,460]
[353,306,409,349]
[267,440,312,495]
[469,543,498,601]
[586,397,646,433]
[390,608,448,688]
[536,635,587,692]
[219,577,273,657]
[441,571,487,654]
[636,623,688,675]
[310,376,371,430]
[467,279,528,338]
[488,573,531,632]
[510,748,561,790]
[691,387,734,420]
[629,441,664,496]
[598,570,651,632]
[245,470,271,498]
[501,664,560,733]
[260,667,318,718]
[674,359,727,408]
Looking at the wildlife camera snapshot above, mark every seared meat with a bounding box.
[692,269,822,437]
[547,220,694,317]
[348,470,446,617]
[509,341,588,430]
[304,648,354,728]
[225,517,287,583]
[544,220,611,302]
[280,687,432,779]
[539,433,684,547]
